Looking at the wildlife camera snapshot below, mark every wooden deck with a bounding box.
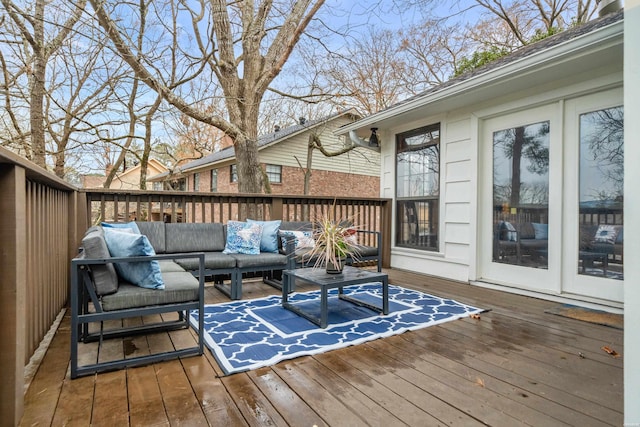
[20,270,623,426]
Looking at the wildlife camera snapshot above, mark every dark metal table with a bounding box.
[282,266,389,328]
[579,251,609,275]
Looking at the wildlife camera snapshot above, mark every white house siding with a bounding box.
[385,71,623,293]
[260,117,380,176]
[624,2,640,423]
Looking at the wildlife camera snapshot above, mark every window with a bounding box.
[395,123,440,251]
[193,173,200,192]
[578,105,623,279]
[265,164,282,183]
[152,182,163,191]
[211,169,218,192]
[230,165,238,183]
[492,121,550,268]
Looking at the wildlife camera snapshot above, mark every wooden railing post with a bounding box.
[381,199,392,268]
[271,197,283,220]
[0,164,27,426]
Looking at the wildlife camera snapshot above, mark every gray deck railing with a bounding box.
[0,145,391,425]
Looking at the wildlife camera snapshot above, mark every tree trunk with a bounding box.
[29,0,46,168]
[510,126,525,207]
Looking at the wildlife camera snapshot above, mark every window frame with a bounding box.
[193,172,200,192]
[265,164,282,184]
[395,123,441,252]
[210,169,218,192]
[230,165,238,183]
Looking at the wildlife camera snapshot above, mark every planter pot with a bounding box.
[326,257,346,274]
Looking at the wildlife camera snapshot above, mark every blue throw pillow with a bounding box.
[101,221,141,234]
[247,219,281,253]
[103,228,164,290]
[531,223,549,240]
[223,221,264,255]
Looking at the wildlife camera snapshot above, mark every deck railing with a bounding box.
[0,146,391,425]
[83,189,392,250]
[0,148,80,425]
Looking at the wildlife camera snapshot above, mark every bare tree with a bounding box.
[1,0,87,168]
[88,0,326,194]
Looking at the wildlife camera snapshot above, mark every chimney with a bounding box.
[274,125,281,132]
[597,0,622,16]
[299,117,306,125]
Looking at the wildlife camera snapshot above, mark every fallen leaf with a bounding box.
[601,346,620,357]
[470,314,481,320]
[475,377,485,388]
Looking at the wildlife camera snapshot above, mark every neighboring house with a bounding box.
[341,10,626,311]
[148,109,380,197]
[82,158,169,190]
[82,158,170,222]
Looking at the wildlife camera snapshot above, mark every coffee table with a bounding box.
[282,266,389,328]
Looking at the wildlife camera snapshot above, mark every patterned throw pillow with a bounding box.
[102,227,164,290]
[594,225,620,245]
[500,221,518,241]
[223,221,264,255]
[279,230,315,250]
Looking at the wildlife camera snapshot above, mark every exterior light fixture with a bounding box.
[369,128,379,147]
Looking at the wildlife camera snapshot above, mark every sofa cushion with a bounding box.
[518,222,536,240]
[222,221,264,255]
[157,260,186,273]
[165,223,226,253]
[175,252,236,271]
[103,228,164,290]
[136,221,166,254]
[230,252,288,268]
[247,219,281,253]
[81,227,118,296]
[101,271,199,311]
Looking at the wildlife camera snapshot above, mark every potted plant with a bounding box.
[305,209,361,274]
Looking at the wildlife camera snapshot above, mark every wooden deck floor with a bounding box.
[20,270,623,426]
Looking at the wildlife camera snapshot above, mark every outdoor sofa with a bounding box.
[70,219,382,377]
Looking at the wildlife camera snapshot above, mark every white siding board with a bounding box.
[390,252,469,282]
[446,140,472,163]
[446,118,471,143]
[446,159,471,183]
[445,222,470,244]
[444,242,469,263]
[445,202,470,223]
[445,181,471,203]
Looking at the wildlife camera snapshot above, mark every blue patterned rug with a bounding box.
[190,283,483,375]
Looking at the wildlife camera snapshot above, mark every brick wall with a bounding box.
[187,165,379,197]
